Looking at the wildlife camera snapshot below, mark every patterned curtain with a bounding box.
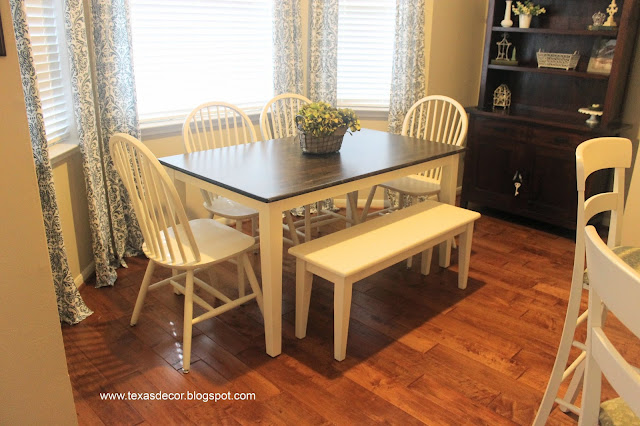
[64,0,143,288]
[388,0,426,134]
[10,0,93,324]
[273,0,304,94]
[308,0,338,106]
[307,0,339,213]
[386,0,426,208]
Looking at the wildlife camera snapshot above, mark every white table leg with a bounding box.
[168,168,187,208]
[438,156,459,267]
[259,206,283,357]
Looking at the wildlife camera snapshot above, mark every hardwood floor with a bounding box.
[61,208,639,425]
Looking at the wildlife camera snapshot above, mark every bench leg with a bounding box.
[295,259,313,339]
[457,222,474,289]
[334,278,354,361]
[420,248,433,276]
[405,196,416,269]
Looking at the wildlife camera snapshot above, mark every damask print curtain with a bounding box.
[388,0,426,134]
[10,0,93,324]
[308,0,338,106]
[68,0,144,288]
[386,0,426,208]
[273,0,304,94]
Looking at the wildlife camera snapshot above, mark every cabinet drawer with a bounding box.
[529,127,587,150]
[472,117,528,143]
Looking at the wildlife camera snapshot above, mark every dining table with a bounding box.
[159,128,466,357]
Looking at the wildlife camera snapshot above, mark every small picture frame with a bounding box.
[587,38,616,75]
[0,10,6,57]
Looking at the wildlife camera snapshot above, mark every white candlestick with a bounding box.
[501,0,514,27]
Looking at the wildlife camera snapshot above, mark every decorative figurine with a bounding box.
[491,33,519,65]
[604,0,618,27]
[501,0,514,27]
[493,84,512,109]
[593,11,606,26]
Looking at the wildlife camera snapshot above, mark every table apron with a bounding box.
[165,155,456,213]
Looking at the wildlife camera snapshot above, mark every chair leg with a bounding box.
[284,211,300,246]
[131,260,156,325]
[172,268,181,295]
[181,270,195,373]
[242,253,264,316]
[334,279,354,361]
[304,205,312,242]
[533,279,587,424]
[404,195,414,269]
[295,259,313,339]
[457,223,474,289]
[360,186,377,222]
[560,358,585,412]
[235,221,246,297]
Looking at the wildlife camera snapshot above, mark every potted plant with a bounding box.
[512,1,546,28]
[295,102,361,154]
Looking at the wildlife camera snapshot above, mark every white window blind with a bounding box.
[337,0,396,110]
[130,0,274,124]
[25,0,72,145]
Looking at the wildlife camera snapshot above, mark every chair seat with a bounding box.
[205,197,258,220]
[583,246,640,285]
[379,175,441,197]
[599,396,640,425]
[142,218,255,267]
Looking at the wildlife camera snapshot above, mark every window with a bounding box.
[25,0,74,145]
[337,0,396,110]
[130,0,274,124]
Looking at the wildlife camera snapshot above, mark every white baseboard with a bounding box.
[74,261,95,289]
[333,186,462,208]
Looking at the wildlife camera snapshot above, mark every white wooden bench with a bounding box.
[288,200,481,361]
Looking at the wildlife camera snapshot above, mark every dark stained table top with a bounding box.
[159,128,466,203]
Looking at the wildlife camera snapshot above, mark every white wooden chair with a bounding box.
[534,137,639,424]
[580,225,640,426]
[183,101,259,240]
[260,93,347,245]
[110,133,264,374]
[361,95,468,267]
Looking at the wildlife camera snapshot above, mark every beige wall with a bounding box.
[622,33,640,246]
[0,3,77,424]
[52,150,93,285]
[426,0,487,106]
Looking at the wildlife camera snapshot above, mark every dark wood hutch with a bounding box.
[461,0,639,229]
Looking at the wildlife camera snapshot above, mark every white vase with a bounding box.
[519,14,532,28]
[501,0,514,27]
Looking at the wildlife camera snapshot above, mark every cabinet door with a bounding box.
[462,117,526,211]
[523,128,586,228]
[524,144,577,228]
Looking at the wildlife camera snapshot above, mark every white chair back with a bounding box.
[534,136,632,424]
[580,225,640,424]
[260,93,311,140]
[110,133,200,266]
[182,101,257,153]
[401,95,468,182]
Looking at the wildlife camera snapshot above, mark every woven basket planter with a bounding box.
[297,125,347,154]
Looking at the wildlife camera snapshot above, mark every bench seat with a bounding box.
[289,200,480,360]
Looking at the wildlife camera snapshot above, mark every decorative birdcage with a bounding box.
[493,84,512,109]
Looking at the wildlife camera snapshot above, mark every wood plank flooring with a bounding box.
[61,207,639,425]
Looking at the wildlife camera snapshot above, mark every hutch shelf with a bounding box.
[461,0,639,229]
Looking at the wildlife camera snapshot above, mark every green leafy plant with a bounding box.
[296,102,361,138]
[512,1,546,16]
